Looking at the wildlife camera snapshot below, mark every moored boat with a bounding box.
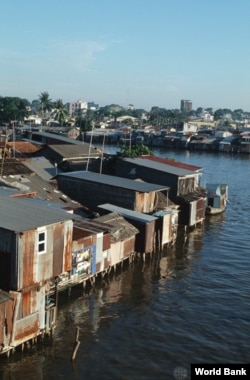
[205,184,228,215]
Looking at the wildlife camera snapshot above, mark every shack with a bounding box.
[115,156,206,227]
[96,213,139,266]
[98,203,158,254]
[33,143,104,172]
[0,190,73,355]
[55,171,170,214]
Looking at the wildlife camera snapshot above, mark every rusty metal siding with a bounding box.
[21,230,35,290]
[103,233,111,251]
[195,197,206,223]
[14,313,40,345]
[123,237,136,256]
[0,297,14,348]
[63,221,73,272]
[52,223,64,276]
[22,292,30,318]
[108,236,135,266]
[129,219,156,254]
[21,288,38,318]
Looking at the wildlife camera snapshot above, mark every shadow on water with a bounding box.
[0,217,233,380]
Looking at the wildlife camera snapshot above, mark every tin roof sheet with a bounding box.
[98,204,158,223]
[28,131,84,144]
[141,155,202,172]
[96,213,139,242]
[121,157,198,176]
[57,171,169,193]
[0,190,73,232]
[47,144,102,158]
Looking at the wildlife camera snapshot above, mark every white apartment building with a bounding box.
[66,100,88,116]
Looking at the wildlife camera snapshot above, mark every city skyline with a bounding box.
[1,0,250,112]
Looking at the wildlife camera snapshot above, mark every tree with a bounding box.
[0,96,30,124]
[31,99,40,113]
[52,99,68,125]
[118,144,153,158]
[38,91,52,116]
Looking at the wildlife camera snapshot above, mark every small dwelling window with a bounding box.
[37,229,47,254]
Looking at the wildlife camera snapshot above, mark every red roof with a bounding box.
[140,155,202,172]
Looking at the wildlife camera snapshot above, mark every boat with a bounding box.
[205,184,228,215]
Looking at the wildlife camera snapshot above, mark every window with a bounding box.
[38,229,46,254]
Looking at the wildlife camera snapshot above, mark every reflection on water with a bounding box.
[1,151,250,379]
[1,223,208,380]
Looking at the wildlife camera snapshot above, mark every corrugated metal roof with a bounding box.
[57,171,169,193]
[23,157,57,181]
[98,204,158,223]
[47,144,102,158]
[141,155,202,172]
[121,157,197,176]
[96,213,139,242]
[0,158,33,176]
[0,168,80,208]
[30,131,85,145]
[0,190,73,232]
[7,141,42,154]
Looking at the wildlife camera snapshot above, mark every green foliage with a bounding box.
[38,91,52,114]
[0,96,30,123]
[118,144,153,158]
[101,144,153,175]
[75,109,95,132]
[52,99,68,125]
[148,106,181,126]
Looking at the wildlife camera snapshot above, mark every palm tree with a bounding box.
[38,92,52,122]
[52,99,68,126]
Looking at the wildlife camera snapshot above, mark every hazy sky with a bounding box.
[1,0,250,111]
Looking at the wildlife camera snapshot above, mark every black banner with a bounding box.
[191,364,249,379]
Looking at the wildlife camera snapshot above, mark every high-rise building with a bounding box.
[180,99,192,112]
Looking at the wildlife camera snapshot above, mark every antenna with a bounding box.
[1,124,8,177]
[86,121,94,171]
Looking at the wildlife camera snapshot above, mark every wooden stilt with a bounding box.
[71,326,80,361]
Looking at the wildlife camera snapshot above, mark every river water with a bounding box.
[0,149,250,380]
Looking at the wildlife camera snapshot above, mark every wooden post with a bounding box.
[71,326,80,361]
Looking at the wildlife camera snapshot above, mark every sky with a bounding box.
[1,0,250,111]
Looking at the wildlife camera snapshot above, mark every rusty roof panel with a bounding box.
[121,157,197,176]
[7,141,42,154]
[141,155,202,172]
